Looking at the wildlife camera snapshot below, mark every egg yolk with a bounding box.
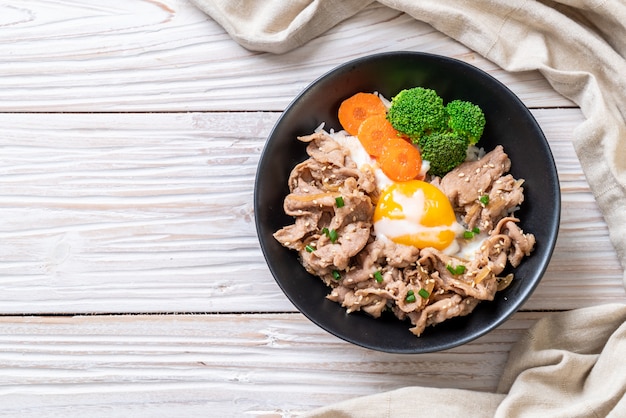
[373,180,458,250]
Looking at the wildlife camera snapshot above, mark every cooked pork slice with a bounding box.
[299,131,349,167]
[437,145,511,208]
[275,132,378,275]
[277,128,535,338]
[297,132,377,194]
[408,295,480,336]
[304,221,371,272]
[463,174,526,230]
[328,267,404,314]
[419,248,498,301]
[273,217,317,249]
[492,217,536,267]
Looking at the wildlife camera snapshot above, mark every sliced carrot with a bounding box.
[357,114,401,157]
[379,136,422,182]
[338,92,387,136]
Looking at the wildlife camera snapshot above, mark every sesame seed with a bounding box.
[465,177,470,183]
[312,200,318,204]
[458,172,465,177]
[303,188,309,193]
[475,168,481,174]
[489,163,495,168]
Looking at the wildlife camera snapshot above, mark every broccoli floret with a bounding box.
[445,100,486,145]
[387,87,447,140]
[418,132,469,177]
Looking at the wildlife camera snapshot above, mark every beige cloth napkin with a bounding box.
[189,0,626,415]
[300,303,626,417]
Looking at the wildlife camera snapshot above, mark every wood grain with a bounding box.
[0,110,623,314]
[0,2,624,416]
[0,1,571,112]
[0,312,543,417]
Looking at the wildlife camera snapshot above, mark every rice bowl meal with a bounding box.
[255,51,559,353]
[273,88,535,337]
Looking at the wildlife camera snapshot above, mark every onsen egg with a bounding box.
[374,180,464,251]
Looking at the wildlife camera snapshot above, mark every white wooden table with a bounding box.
[0,2,624,416]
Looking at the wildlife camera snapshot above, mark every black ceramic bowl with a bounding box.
[254,52,560,354]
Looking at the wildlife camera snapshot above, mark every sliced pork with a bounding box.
[274,132,535,337]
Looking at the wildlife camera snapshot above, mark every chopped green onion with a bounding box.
[305,244,315,253]
[374,271,383,283]
[322,227,338,243]
[446,264,466,275]
[405,290,416,303]
[332,270,341,280]
[464,226,481,239]
[418,288,430,299]
[479,194,490,206]
[335,196,345,208]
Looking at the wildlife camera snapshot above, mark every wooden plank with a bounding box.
[0,312,544,416]
[0,109,623,314]
[0,1,570,112]
[0,111,282,313]
[522,110,626,309]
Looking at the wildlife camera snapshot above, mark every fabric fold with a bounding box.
[190,0,373,54]
[301,304,626,417]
